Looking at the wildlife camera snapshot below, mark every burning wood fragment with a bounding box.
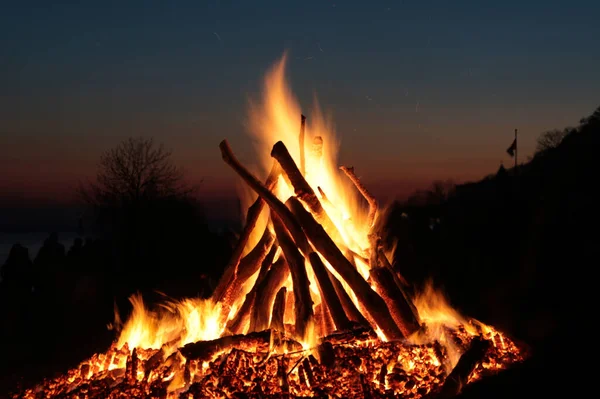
[212,161,281,304]
[287,196,404,340]
[270,286,287,331]
[272,214,314,338]
[340,165,378,228]
[434,337,492,399]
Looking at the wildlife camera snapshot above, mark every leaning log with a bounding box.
[272,214,314,339]
[307,252,352,331]
[223,228,275,308]
[270,286,287,332]
[435,337,492,399]
[329,272,369,326]
[250,257,290,332]
[340,165,378,228]
[227,243,279,334]
[369,266,420,338]
[212,161,280,303]
[287,196,404,340]
[271,140,346,245]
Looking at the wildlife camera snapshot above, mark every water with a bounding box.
[0,232,80,266]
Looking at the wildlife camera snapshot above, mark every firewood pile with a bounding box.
[14,122,524,399]
[13,56,525,398]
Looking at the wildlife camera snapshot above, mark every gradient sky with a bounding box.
[1,0,599,205]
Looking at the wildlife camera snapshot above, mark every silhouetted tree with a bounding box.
[535,129,568,154]
[80,137,192,209]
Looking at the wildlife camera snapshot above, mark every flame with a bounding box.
[116,294,224,354]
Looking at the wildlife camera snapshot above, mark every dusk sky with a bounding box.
[1,0,599,206]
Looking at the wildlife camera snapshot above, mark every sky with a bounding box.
[1,0,599,210]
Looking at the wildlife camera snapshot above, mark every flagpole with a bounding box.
[514,128,518,173]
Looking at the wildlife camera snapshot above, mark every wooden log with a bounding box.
[307,252,351,331]
[271,140,346,246]
[224,228,275,307]
[329,272,369,326]
[286,196,404,340]
[219,140,311,255]
[435,337,492,399]
[212,161,280,303]
[180,330,302,361]
[249,257,289,333]
[369,265,421,338]
[317,301,335,337]
[227,243,279,334]
[299,114,307,175]
[272,214,314,339]
[270,286,287,331]
[340,165,378,228]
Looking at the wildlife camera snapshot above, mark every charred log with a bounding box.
[180,330,302,361]
[435,337,492,399]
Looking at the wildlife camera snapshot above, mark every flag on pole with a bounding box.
[506,138,517,157]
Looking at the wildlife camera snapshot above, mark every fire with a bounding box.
[116,294,224,353]
[15,54,524,399]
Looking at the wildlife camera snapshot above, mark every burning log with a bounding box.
[227,243,279,334]
[225,228,276,305]
[272,214,314,338]
[212,161,280,303]
[287,196,404,340]
[369,265,421,338]
[340,165,378,228]
[434,337,492,399]
[270,286,287,331]
[329,273,369,326]
[180,330,302,362]
[251,257,290,332]
[299,114,306,175]
[271,140,346,246]
[307,252,352,331]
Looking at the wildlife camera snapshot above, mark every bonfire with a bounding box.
[15,55,523,399]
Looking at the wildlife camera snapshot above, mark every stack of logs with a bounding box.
[212,114,421,342]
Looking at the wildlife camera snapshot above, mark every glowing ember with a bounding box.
[14,54,524,399]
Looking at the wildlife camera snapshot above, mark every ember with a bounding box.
[14,55,524,399]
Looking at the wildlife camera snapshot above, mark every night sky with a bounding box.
[1,0,599,206]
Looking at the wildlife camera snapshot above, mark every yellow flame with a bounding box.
[116,294,223,353]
